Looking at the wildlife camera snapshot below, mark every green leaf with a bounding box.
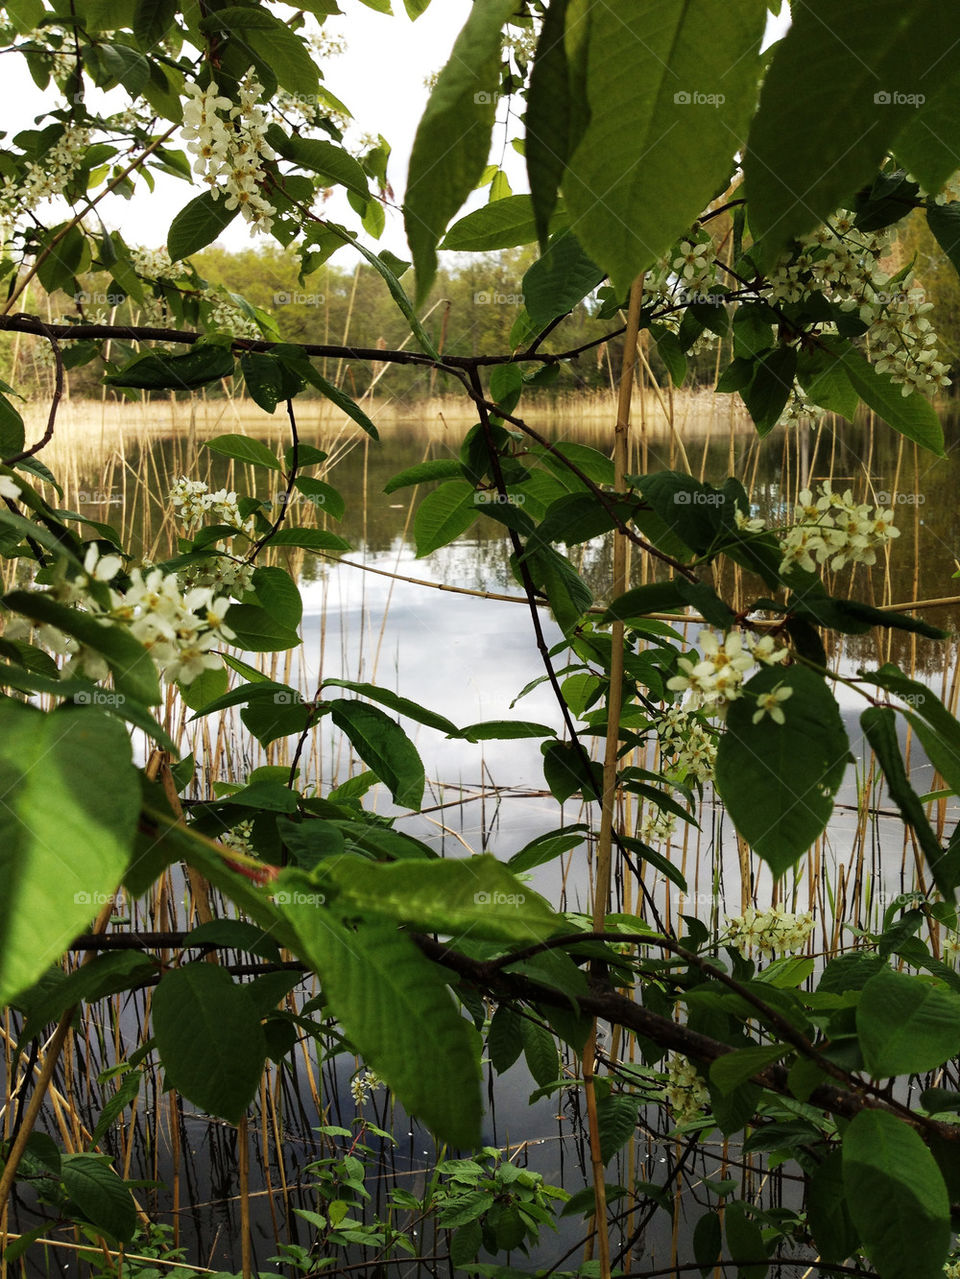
[508,827,587,874]
[796,346,859,420]
[204,433,281,471]
[167,192,238,261]
[414,479,478,556]
[153,965,266,1125]
[925,201,960,277]
[283,912,482,1145]
[522,230,604,330]
[264,528,350,552]
[329,698,425,809]
[323,854,559,942]
[442,195,555,250]
[457,719,555,742]
[601,580,688,622]
[270,132,369,199]
[525,0,571,249]
[520,1016,559,1089]
[201,7,320,96]
[857,964,960,1077]
[251,565,302,630]
[105,344,235,391]
[715,666,850,877]
[693,1212,722,1277]
[563,0,766,293]
[741,346,797,436]
[597,1093,639,1164]
[861,706,954,895]
[322,678,457,735]
[294,478,344,520]
[0,704,138,1006]
[404,0,518,301]
[709,1044,785,1095]
[224,604,301,652]
[384,459,466,494]
[806,1149,858,1265]
[0,395,26,457]
[829,339,944,455]
[488,1002,524,1072]
[843,1108,950,1279]
[896,82,960,192]
[134,0,177,48]
[60,1155,136,1245]
[723,1202,768,1279]
[746,0,957,260]
[185,919,281,964]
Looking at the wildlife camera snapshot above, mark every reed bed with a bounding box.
[3,379,960,1276]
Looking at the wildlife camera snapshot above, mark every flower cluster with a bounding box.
[657,705,717,782]
[220,820,255,857]
[639,807,677,845]
[0,475,22,501]
[724,905,815,958]
[170,476,253,533]
[943,1260,960,1279]
[660,1054,710,1126]
[7,546,236,685]
[778,482,900,574]
[0,123,91,223]
[169,476,256,595]
[666,629,789,717]
[181,72,276,232]
[350,1068,383,1107]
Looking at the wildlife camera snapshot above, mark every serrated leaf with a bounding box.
[329,698,425,809]
[843,1108,950,1279]
[715,666,849,877]
[563,0,766,293]
[413,479,478,556]
[0,705,138,1007]
[323,854,559,942]
[856,964,960,1077]
[153,965,266,1125]
[167,191,238,261]
[282,911,482,1145]
[405,0,518,301]
[203,433,281,471]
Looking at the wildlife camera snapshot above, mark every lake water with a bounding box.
[6,397,960,1274]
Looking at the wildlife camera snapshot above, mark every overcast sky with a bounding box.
[3,2,790,261]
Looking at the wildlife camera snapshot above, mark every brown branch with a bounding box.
[2,319,63,465]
